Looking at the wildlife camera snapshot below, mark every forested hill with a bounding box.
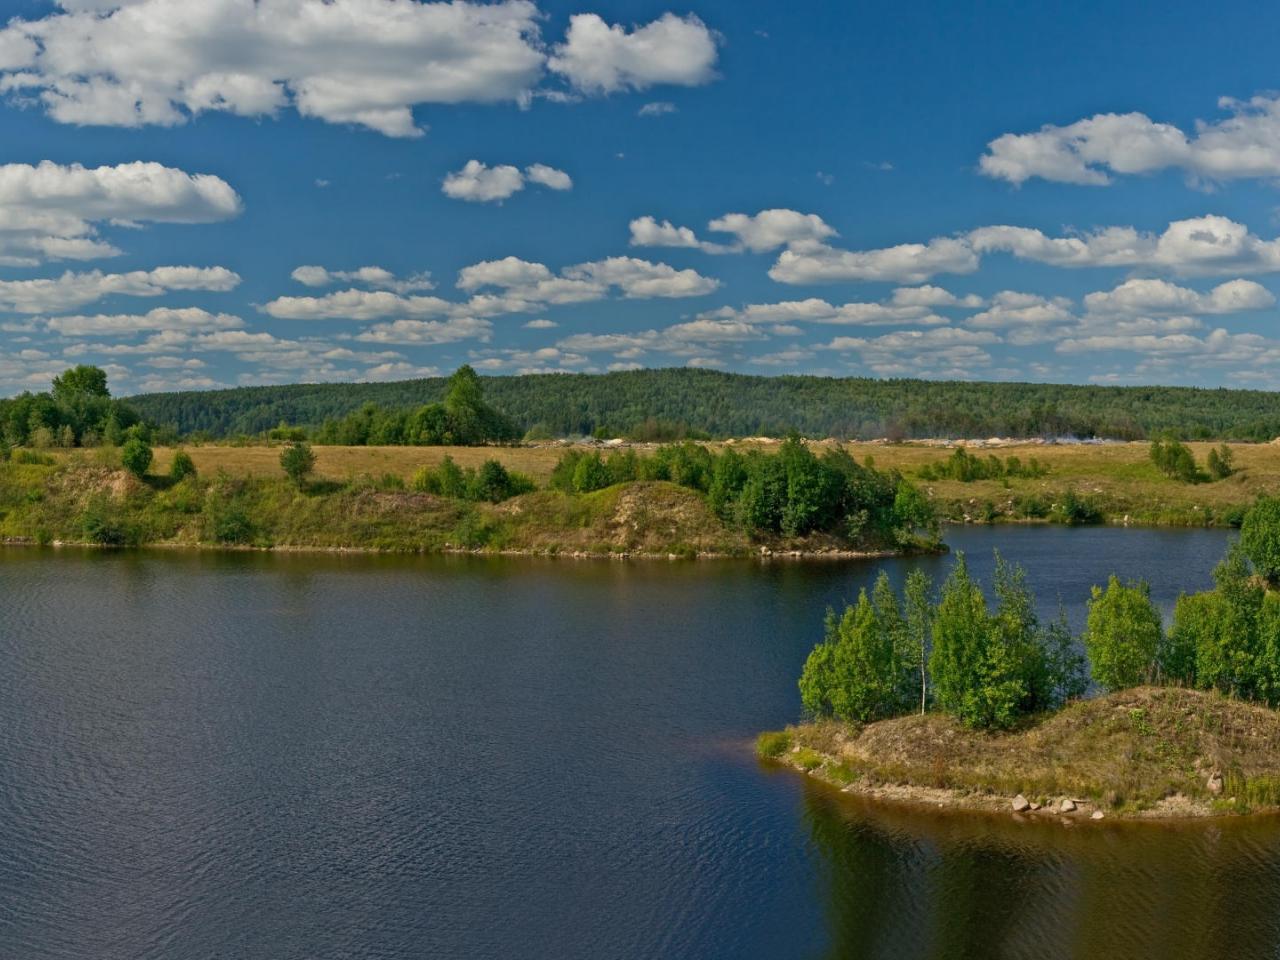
[126,369,1280,441]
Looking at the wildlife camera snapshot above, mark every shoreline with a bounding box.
[0,534,917,563]
[764,746,1223,822]
[757,688,1280,822]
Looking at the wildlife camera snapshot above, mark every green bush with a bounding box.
[1150,436,1205,483]
[1083,576,1162,691]
[169,450,197,482]
[279,441,315,487]
[1207,444,1235,480]
[918,448,1048,482]
[755,730,792,759]
[1241,497,1280,584]
[120,437,152,478]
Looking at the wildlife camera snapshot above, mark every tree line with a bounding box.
[800,496,1280,730]
[124,368,1280,443]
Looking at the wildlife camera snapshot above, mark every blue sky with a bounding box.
[4,0,1280,394]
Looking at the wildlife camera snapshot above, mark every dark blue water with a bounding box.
[3,526,1278,959]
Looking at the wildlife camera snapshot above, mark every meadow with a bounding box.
[134,439,1280,528]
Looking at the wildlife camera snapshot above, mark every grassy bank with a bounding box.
[758,687,1280,819]
[0,453,919,558]
[121,439,1280,528]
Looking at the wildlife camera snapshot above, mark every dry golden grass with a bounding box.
[146,444,573,482]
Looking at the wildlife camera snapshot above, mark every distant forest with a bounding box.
[125,368,1280,442]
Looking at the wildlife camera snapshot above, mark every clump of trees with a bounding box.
[800,495,1280,731]
[1150,436,1235,484]
[0,365,143,448]
[917,447,1048,482]
[410,456,535,503]
[549,438,938,547]
[312,366,519,446]
[800,553,1084,729]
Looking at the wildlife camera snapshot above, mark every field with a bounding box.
[132,439,1280,527]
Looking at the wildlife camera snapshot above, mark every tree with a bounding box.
[1206,444,1235,480]
[928,554,1014,728]
[120,437,152,478]
[1195,544,1264,699]
[1241,498,1280,584]
[1150,436,1203,483]
[798,576,910,723]
[169,450,197,482]
[279,441,316,487]
[903,569,933,714]
[51,365,110,402]
[1082,576,1162,691]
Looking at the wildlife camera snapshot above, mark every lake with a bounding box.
[3,526,1279,959]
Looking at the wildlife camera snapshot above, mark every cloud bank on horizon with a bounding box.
[2,0,1280,394]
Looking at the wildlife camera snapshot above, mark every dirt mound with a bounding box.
[54,466,143,502]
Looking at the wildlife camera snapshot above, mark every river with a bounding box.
[2,526,1276,959]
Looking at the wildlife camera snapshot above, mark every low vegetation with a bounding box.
[763,498,1280,816]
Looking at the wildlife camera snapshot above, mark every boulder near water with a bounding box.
[1060,798,1077,813]
[1011,794,1031,812]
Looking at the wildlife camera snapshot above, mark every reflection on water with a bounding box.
[803,781,1280,960]
[1,526,1278,959]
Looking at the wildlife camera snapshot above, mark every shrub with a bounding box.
[79,497,137,547]
[1150,436,1204,483]
[1082,576,1162,691]
[755,730,791,759]
[1206,444,1235,480]
[120,437,152,478]
[1241,497,1280,584]
[279,441,316,487]
[169,450,197,482]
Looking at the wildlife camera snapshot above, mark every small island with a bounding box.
[759,503,1280,819]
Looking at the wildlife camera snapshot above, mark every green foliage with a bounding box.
[1150,436,1205,483]
[279,441,316,487]
[1050,488,1103,526]
[927,553,1081,729]
[120,437,153,478]
[799,572,916,722]
[79,496,138,547]
[169,450,197,482]
[410,455,534,503]
[124,367,1280,441]
[918,447,1048,482]
[1083,576,1162,691]
[547,439,936,547]
[1206,444,1235,480]
[1241,497,1280,583]
[755,730,792,759]
[310,365,519,446]
[0,365,141,450]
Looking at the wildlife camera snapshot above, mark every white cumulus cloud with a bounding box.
[0,160,241,265]
[442,160,572,202]
[980,95,1280,186]
[548,13,718,94]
